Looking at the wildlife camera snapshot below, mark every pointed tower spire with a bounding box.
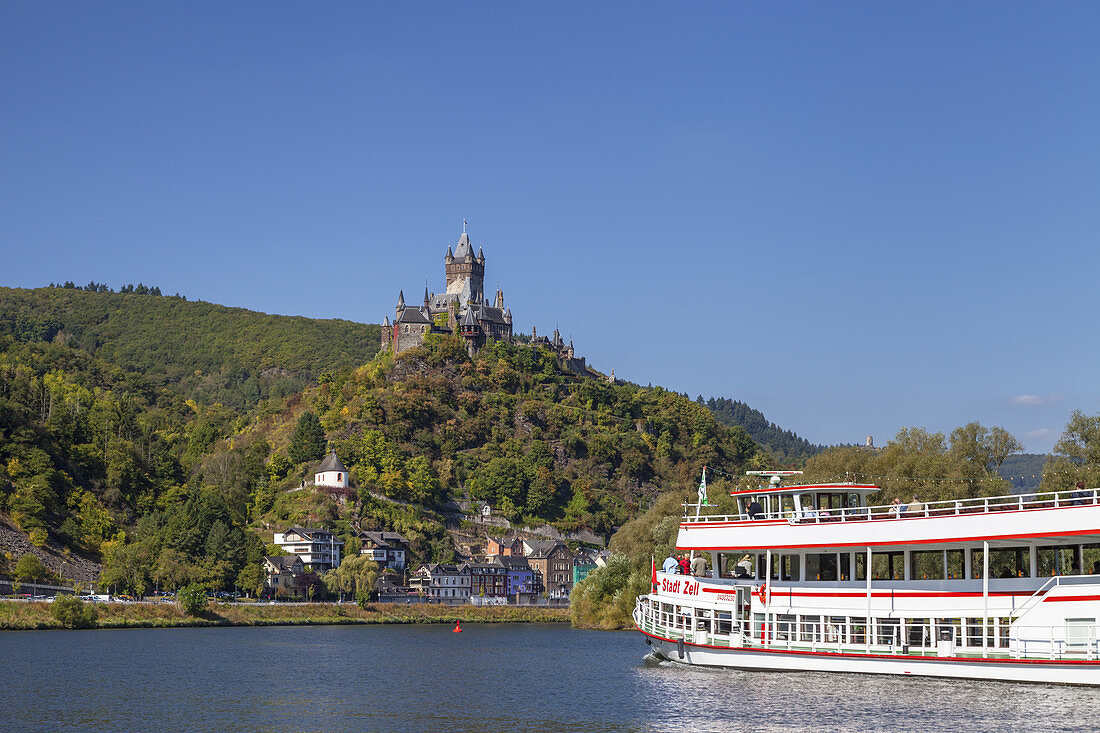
[397,290,405,308]
[424,285,430,308]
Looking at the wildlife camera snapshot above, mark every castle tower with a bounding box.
[445,231,485,304]
[460,303,481,357]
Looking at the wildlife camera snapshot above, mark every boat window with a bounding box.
[847,493,862,509]
[857,551,904,580]
[945,549,964,579]
[799,614,821,642]
[1037,545,1078,576]
[776,614,796,641]
[912,550,945,580]
[806,553,838,581]
[780,494,795,518]
[838,552,851,581]
[906,618,932,646]
[965,618,995,647]
[1081,543,1100,575]
[849,616,867,644]
[876,618,900,645]
[780,554,799,581]
[972,546,1030,579]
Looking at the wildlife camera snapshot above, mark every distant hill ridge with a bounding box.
[702,396,824,463]
[0,286,380,409]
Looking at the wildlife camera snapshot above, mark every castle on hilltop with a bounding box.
[381,225,590,375]
[382,225,513,357]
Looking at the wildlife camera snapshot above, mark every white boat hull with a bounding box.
[642,629,1100,685]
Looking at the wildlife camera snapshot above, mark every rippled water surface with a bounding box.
[2,623,1098,732]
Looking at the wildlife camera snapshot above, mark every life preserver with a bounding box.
[756,583,767,603]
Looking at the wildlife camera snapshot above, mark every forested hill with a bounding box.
[0,286,379,409]
[702,396,825,463]
[0,322,758,595]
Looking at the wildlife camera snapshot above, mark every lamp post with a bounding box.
[58,561,68,596]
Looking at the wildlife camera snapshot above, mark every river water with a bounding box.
[2,623,1098,732]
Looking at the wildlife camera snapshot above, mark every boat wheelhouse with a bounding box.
[634,472,1100,685]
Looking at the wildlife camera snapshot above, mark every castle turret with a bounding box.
[495,289,504,309]
[446,230,485,301]
[423,286,430,309]
[460,303,481,357]
[381,315,392,351]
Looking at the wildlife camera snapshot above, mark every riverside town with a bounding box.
[5,5,1100,731]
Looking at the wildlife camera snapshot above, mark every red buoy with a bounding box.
[453,621,462,633]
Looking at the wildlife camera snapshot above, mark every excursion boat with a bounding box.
[634,470,1100,685]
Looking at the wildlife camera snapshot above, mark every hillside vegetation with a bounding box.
[0,286,759,598]
[703,396,825,463]
[0,286,379,409]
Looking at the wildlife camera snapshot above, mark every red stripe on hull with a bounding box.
[635,627,1100,666]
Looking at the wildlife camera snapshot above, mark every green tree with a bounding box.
[1043,411,1100,490]
[236,562,266,598]
[288,412,326,465]
[13,554,51,584]
[100,541,152,597]
[323,555,380,599]
[50,595,98,629]
[178,583,207,615]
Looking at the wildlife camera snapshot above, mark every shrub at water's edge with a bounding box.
[571,491,687,629]
[49,595,98,628]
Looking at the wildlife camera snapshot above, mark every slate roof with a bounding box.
[497,555,533,571]
[452,232,475,262]
[281,527,342,543]
[360,530,408,548]
[460,307,479,327]
[264,556,304,572]
[396,307,431,324]
[315,452,347,474]
[524,540,561,558]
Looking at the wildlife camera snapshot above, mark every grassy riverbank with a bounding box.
[0,600,571,630]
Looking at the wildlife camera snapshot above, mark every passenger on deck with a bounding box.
[735,554,753,578]
[747,500,764,520]
[889,497,903,518]
[803,506,817,520]
[818,503,831,518]
[662,553,679,574]
[908,495,925,517]
[691,554,708,577]
[1072,481,1090,505]
[678,554,691,576]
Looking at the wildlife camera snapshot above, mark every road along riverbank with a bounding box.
[0,600,571,630]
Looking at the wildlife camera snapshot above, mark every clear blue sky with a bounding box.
[2,3,1098,454]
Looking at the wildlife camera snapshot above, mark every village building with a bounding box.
[272,527,344,573]
[486,535,524,558]
[314,452,349,490]
[409,563,472,601]
[465,559,509,598]
[358,530,408,572]
[523,540,575,599]
[496,554,537,597]
[262,555,305,596]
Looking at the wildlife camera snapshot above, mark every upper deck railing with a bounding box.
[682,486,1100,525]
